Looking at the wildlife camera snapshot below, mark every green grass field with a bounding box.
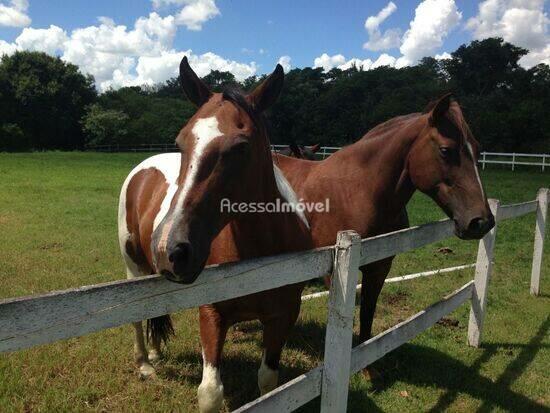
[0,152,548,412]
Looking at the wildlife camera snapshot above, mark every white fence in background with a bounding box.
[86,144,548,171]
[0,188,547,412]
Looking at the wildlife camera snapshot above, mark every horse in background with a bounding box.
[118,58,313,412]
[277,143,321,160]
[275,94,494,376]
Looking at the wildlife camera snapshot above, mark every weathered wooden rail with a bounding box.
[0,188,548,412]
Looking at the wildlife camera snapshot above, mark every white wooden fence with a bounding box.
[87,144,549,171]
[0,188,548,412]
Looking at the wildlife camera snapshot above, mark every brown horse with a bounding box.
[118,57,313,412]
[275,94,494,367]
[277,143,321,160]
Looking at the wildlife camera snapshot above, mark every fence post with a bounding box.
[542,155,546,172]
[482,152,486,170]
[512,153,516,171]
[531,188,549,296]
[320,230,360,413]
[468,199,500,348]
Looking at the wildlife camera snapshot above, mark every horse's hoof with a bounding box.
[148,349,162,363]
[139,363,157,380]
[362,366,381,381]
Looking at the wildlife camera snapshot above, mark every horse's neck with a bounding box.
[230,147,298,255]
[340,116,422,217]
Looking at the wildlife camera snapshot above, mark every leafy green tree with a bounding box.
[82,104,129,146]
[0,51,96,150]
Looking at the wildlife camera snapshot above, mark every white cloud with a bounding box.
[466,0,549,67]
[372,53,397,68]
[338,57,373,71]
[0,0,30,27]
[1,10,256,91]
[313,53,346,71]
[0,39,17,56]
[277,55,291,73]
[435,51,452,60]
[313,53,397,72]
[15,25,67,55]
[152,0,220,31]
[398,0,462,67]
[363,2,401,51]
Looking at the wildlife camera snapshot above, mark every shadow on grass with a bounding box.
[358,315,549,413]
[161,315,548,412]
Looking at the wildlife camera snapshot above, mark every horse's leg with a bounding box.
[132,321,156,378]
[197,305,228,413]
[359,257,394,379]
[359,257,394,342]
[258,301,300,395]
[148,336,162,363]
[126,268,156,378]
[360,209,410,342]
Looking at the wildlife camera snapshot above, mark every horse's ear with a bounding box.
[429,93,452,125]
[248,64,284,112]
[179,56,212,107]
[289,142,301,157]
[309,143,321,153]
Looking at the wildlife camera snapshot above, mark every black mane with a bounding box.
[222,87,258,123]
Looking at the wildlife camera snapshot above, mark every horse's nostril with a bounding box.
[467,216,494,235]
[468,218,484,232]
[168,242,192,264]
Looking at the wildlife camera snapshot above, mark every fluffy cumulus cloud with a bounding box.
[466,0,549,67]
[318,0,462,74]
[313,53,346,71]
[151,0,220,31]
[396,0,462,68]
[0,1,257,91]
[363,2,401,51]
[277,55,291,73]
[314,53,398,72]
[0,0,31,27]
[15,25,67,54]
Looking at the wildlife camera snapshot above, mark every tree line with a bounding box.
[1,37,549,152]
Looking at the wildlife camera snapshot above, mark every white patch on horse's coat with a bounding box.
[273,164,310,228]
[466,141,485,198]
[197,358,224,413]
[118,153,181,274]
[152,154,181,232]
[258,351,279,395]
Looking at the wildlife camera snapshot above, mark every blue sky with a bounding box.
[0,1,548,90]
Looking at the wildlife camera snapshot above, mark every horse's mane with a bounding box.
[222,87,273,158]
[222,87,261,125]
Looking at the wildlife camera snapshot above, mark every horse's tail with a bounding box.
[147,315,174,346]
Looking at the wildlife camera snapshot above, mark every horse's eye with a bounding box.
[439,147,451,159]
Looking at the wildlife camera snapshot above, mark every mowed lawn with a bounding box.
[0,152,548,412]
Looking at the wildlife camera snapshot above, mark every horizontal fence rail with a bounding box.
[0,188,547,413]
[86,144,549,169]
[0,247,334,353]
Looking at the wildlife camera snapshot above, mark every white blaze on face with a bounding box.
[176,116,223,214]
[466,141,485,199]
[157,116,223,252]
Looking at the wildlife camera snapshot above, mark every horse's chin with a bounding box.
[161,267,202,284]
[453,224,486,241]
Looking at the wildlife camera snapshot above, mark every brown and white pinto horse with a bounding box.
[275,94,494,372]
[118,58,313,412]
